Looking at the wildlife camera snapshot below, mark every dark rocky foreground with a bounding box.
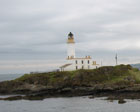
[1,85,140,102]
[1,65,140,102]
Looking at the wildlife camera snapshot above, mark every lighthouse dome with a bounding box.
[67,32,75,43]
[68,32,74,37]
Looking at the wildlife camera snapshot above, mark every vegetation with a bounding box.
[14,64,137,87]
[129,68,140,83]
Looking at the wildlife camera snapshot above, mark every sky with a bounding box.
[0,0,140,74]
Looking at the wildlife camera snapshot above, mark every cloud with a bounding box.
[0,0,140,73]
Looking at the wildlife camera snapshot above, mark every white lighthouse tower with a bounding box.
[67,32,75,59]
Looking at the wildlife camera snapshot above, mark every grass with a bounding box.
[14,64,140,87]
[129,68,140,83]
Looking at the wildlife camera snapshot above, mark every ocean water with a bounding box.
[0,74,23,82]
[0,97,140,112]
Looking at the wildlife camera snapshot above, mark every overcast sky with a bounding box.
[0,0,140,74]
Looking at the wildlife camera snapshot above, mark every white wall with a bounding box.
[74,59,96,70]
[63,59,98,71]
[67,43,75,58]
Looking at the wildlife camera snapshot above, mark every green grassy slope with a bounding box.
[14,64,139,88]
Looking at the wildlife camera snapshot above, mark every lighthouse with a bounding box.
[60,32,99,71]
[67,32,75,59]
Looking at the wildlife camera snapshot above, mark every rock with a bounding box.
[118,99,126,104]
[88,96,94,99]
[124,76,135,83]
[0,96,23,101]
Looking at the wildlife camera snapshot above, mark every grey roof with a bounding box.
[60,63,72,68]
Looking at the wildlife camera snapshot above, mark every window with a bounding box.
[76,66,78,70]
[88,65,90,69]
[82,66,84,69]
[75,60,78,64]
[82,60,84,64]
[88,60,90,64]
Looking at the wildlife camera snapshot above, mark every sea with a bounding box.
[0,74,24,82]
[0,74,140,112]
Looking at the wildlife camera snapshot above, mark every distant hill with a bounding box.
[131,64,140,70]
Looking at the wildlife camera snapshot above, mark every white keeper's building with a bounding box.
[60,32,99,71]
